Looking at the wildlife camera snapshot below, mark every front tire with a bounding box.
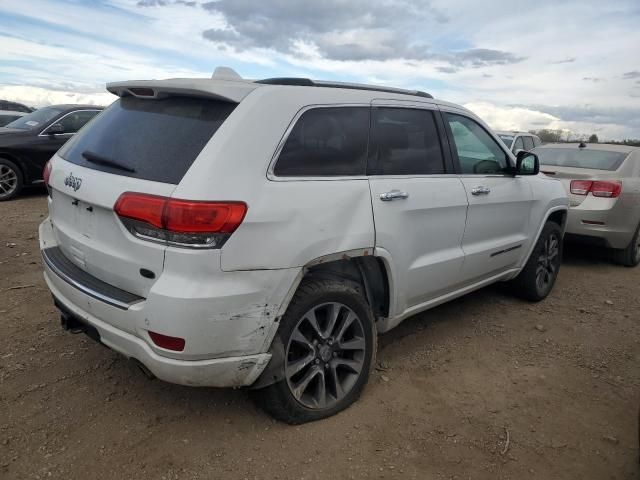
[510,222,563,302]
[0,158,23,201]
[612,223,640,267]
[253,278,376,424]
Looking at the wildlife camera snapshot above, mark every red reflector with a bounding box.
[148,331,185,351]
[570,180,592,195]
[591,180,621,198]
[43,160,52,186]
[114,192,247,234]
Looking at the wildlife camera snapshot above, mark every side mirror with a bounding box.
[515,150,540,175]
[46,123,64,135]
[513,148,524,156]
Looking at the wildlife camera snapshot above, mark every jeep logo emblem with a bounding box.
[64,173,82,192]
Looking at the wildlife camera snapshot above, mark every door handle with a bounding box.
[471,186,491,196]
[380,190,409,201]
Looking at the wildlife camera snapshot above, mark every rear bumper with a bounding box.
[45,270,271,387]
[39,217,301,387]
[565,207,637,249]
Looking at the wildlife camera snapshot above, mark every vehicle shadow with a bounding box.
[561,240,614,266]
[20,185,48,198]
[64,239,621,427]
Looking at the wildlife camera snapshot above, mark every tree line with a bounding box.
[528,129,640,147]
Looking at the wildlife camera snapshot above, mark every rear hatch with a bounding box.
[47,92,239,299]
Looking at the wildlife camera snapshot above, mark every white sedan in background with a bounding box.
[534,142,640,266]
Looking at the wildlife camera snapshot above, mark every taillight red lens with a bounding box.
[43,160,52,186]
[164,199,247,233]
[591,181,622,198]
[570,180,592,195]
[114,193,166,228]
[148,331,185,351]
[114,192,247,248]
[569,180,622,198]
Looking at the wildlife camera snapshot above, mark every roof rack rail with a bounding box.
[255,77,433,99]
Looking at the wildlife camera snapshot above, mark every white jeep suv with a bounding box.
[39,71,568,423]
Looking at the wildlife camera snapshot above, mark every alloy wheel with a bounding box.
[0,164,18,199]
[285,302,366,410]
[536,233,560,292]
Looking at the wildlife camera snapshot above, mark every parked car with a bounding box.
[0,100,32,113]
[497,131,542,154]
[534,142,640,266]
[0,110,26,127]
[0,105,103,200]
[39,70,568,423]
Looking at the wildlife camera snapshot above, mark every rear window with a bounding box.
[535,148,628,171]
[59,96,236,184]
[369,107,445,175]
[273,107,369,177]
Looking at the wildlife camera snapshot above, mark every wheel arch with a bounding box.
[516,205,568,274]
[252,250,391,389]
[0,151,30,184]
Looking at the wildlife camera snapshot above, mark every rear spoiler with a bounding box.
[106,78,259,104]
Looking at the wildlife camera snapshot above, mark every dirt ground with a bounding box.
[1,190,639,480]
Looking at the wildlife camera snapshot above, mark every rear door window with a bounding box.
[59,96,236,184]
[58,110,101,134]
[513,137,524,152]
[274,107,369,176]
[522,136,535,150]
[368,107,445,175]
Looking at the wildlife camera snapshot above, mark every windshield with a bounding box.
[5,106,63,130]
[535,148,628,171]
[498,135,514,145]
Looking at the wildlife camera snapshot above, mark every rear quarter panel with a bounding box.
[171,87,376,271]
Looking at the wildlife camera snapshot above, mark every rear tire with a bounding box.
[510,222,563,302]
[0,158,23,201]
[612,223,640,267]
[253,278,376,424]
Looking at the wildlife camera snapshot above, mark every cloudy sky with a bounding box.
[1,0,639,139]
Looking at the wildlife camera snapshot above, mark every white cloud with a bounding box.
[0,86,115,109]
[0,0,638,138]
[465,102,636,141]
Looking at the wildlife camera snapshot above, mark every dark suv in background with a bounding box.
[0,104,102,200]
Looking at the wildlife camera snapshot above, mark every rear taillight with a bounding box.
[570,180,622,198]
[569,180,592,195]
[591,181,622,198]
[43,160,52,195]
[114,192,247,249]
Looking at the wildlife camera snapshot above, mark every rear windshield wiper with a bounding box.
[82,150,136,173]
